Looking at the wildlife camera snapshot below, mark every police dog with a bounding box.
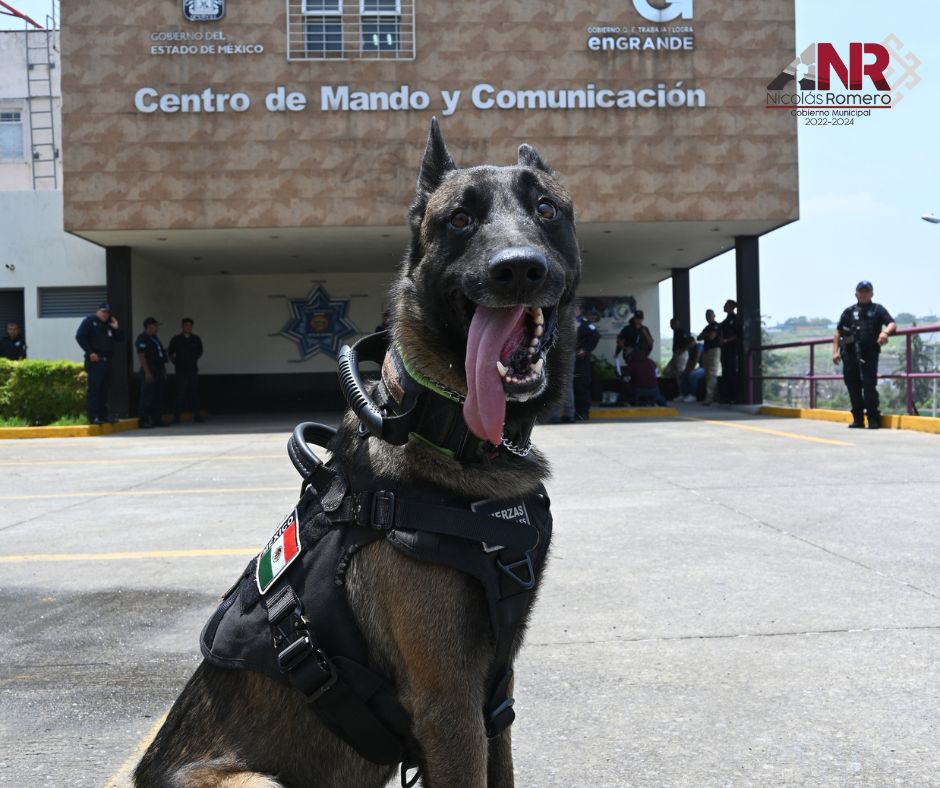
[135,120,581,788]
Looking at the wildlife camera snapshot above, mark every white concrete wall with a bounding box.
[157,272,396,375]
[0,31,62,191]
[0,190,106,360]
[130,252,184,371]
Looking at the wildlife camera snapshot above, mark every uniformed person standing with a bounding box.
[832,281,896,429]
[0,322,26,360]
[136,317,168,428]
[168,317,204,424]
[719,299,741,403]
[573,304,600,421]
[697,309,721,405]
[75,303,124,424]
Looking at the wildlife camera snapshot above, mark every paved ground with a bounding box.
[1,407,938,787]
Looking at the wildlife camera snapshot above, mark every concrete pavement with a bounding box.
[1,407,938,786]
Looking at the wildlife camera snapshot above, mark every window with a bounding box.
[303,0,341,11]
[0,110,24,160]
[360,0,400,14]
[288,0,414,60]
[306,17,343,54]
[37,287,108,318]
[361,17,400,51]
[302,0,343,57]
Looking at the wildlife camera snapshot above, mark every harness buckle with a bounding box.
[369,490,396,530]
[486,696,516,738]
[278,632,315,672]
[497,554,536,590]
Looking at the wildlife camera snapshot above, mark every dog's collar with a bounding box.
[337,332,538,462]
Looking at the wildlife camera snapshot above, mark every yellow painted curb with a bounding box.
[759,407,939,435]
[590,407,678,419]
[0,418,138,440]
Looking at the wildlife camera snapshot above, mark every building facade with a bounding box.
[60,0,799,412]
[0,29,107,362]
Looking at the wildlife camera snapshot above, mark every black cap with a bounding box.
[143,316,161,327]
[98,302,112,311]
[634,310,645,320]
[856,280,873,291]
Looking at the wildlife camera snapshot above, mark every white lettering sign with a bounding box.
[133,83,707,115]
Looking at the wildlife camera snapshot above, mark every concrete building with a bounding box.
[60,0,799,413]
[0,26,106,362]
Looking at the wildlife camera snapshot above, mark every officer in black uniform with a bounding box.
[168,317,205,424]
[832,281,896,429]
[75,303,124,424]
[136,316,168,428]
[719,299,741,403]
[0,322,26,360]
[573,304,600,421]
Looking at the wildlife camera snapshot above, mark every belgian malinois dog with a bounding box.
[135,120,581,788]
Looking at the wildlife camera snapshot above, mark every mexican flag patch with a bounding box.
[256,509,302,595]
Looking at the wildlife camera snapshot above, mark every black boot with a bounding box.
[848,411,865,429]
[867,411,882,429]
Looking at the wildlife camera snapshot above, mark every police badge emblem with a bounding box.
[183,0,225,22]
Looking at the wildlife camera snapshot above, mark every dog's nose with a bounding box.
[488,247,548,291]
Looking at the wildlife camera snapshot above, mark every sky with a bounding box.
[660,0,940,333]
[3,0,938,332]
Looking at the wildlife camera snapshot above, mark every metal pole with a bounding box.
[933,343,937,419]
[906,334,914,415]
[809,344,816,409]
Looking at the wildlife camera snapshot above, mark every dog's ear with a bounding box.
[417,118,457,197]
[518,143,553,175]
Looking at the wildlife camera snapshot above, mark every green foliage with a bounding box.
[48,414,90,426]
[0,415,29,427]
[591,355,620,382]
[780,316,832,329]
[0,358,15,395]
[0,360,87,425]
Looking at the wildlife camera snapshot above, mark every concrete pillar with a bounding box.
[106,246,133,418]
[671,267,691,337]
[734,235,762,404]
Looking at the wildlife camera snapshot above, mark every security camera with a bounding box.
[3,264,14,271]
[922,213,940,224]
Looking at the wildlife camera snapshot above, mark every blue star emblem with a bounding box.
[277,285,358,360]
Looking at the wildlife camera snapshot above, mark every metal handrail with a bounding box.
[746,322,940,415]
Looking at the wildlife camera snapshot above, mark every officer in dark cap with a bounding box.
[832,281,896,429]
[75,303,124,424]
[573,304,600,420]
[136,317,168,428]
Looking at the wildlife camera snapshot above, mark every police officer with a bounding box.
[0,321,26,360]
[617,309,654,359]
[168,317,204,424]
[697,309,722,405]
[75,303,124,424]
[136,316,168,428]
[573,304,600,421]
[719,299,741,403]
[832,281,896,429]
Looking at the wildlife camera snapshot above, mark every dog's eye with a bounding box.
[450,210,473,229]
[536,199,558,220]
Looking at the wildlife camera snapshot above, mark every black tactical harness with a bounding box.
[201,336,553,784]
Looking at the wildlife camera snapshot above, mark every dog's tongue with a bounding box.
[464,305,525,445]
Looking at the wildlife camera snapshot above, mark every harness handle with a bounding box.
[287,422,337,482]
[338,335,388,440]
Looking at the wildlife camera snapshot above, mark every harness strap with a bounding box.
[328,489,539,553]
[266,582,407,766]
